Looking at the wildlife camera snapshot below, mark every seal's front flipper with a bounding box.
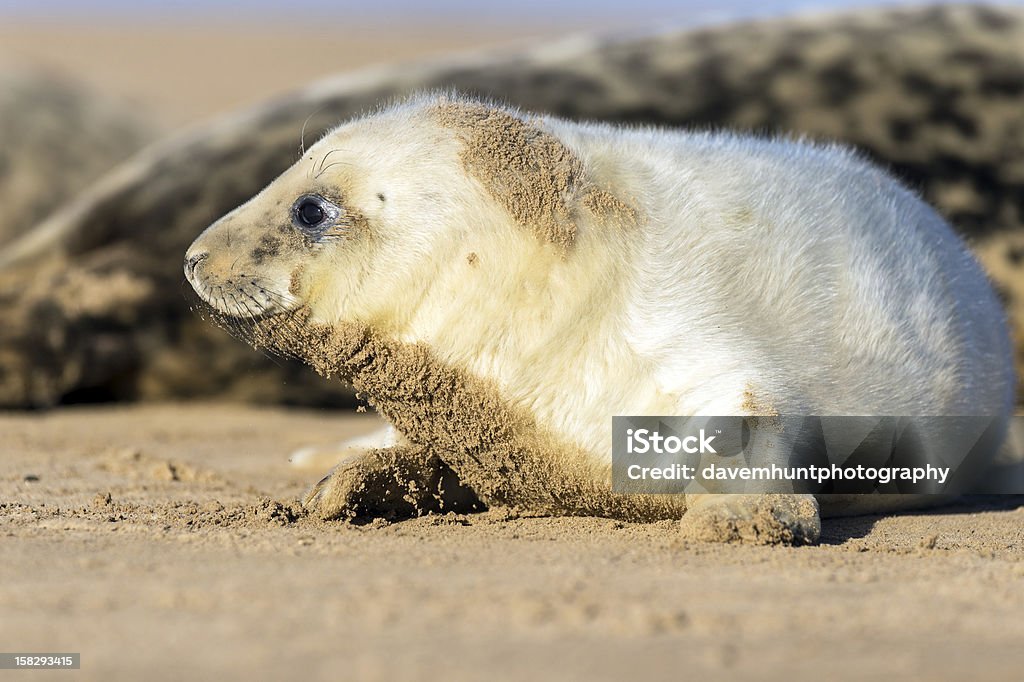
[302,445,483,521]
[679,493,821,545]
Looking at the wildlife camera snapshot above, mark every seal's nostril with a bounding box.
[184,252,208,278]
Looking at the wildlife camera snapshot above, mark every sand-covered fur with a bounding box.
[184,95,1013,543]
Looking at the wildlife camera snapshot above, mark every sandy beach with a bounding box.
[3,404,1023,680]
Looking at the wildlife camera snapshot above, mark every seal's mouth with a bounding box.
[188,290,372,385]
[187,291,281,324]
[182,244,316,367]
[186,279,290,320]
[184,256,296,321]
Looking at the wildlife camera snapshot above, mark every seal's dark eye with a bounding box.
[291,194,342,237]
[296,198,326,227]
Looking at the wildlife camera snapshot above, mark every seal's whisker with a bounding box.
[299,106,325,158]
[315,160,353,180]
[315,148,350,176]
[236,296,287,368]
[232,279,301,311]
[261,289,298,308]
[180,277,197,302]
[218,291,255,346]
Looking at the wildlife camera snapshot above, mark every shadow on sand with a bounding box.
[819,494,1024,544]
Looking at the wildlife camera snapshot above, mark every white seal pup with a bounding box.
[184,94,1015,544]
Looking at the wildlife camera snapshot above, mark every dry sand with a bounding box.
[3,403,1023,681]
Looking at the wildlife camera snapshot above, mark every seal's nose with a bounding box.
[184,252,208,279]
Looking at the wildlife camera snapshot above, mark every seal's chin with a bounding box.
[183,267,316,363]
[187,288,311,361]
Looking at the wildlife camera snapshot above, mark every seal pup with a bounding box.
[184,93,1015,544]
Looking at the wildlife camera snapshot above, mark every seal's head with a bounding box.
[185,93,632,369]
[184,98,467,329]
